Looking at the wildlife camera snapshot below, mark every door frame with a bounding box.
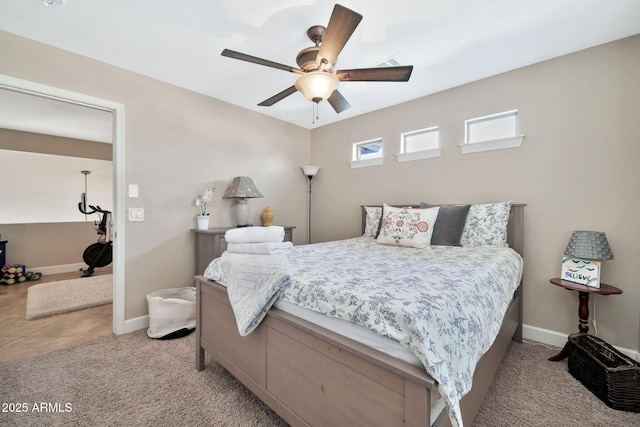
[0,74,126,334]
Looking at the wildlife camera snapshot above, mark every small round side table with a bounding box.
[547,277,622,361]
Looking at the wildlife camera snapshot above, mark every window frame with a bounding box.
[460,109,524,154]
[396,126,441,162]
[349,137,384,168]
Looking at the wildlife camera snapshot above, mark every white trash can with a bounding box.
[146,286,196,339]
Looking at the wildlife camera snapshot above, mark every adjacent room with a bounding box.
[1,1,638,426]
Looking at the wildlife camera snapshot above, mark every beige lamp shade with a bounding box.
[223,176,263,199]
[295,72,339,102]
[223,176,263,226]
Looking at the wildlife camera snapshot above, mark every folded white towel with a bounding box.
[226,242,293,255]
[225,226,285,244]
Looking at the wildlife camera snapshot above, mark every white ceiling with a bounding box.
[0,87,113,143]
[1,0,640,140]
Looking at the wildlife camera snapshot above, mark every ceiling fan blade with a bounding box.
[222,49,302,74]
[258,86,298,107]
[336,66,414,82]
[317,4,362,67]
[327,90,351,113]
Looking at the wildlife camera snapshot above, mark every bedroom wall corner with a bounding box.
[309,34,640,353]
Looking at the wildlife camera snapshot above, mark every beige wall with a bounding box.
[0,129,113,160]
[310,35,640,352]
[0,30,310,319]
[2,28,637,353]
[1,130,113,266]
[0,222,100,268]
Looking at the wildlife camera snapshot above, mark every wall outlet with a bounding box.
[128,208,144,221]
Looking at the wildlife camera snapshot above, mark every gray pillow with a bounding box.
[419,203,471,246]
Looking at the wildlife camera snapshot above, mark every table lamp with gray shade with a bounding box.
[565,231,614,260]
[562,230,614,287]
[223,176,263,227]
[301,166,319,243]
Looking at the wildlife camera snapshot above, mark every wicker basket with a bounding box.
[567,333,640,413]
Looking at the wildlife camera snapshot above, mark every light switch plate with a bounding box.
[128,184,139,198]
[128,208,144,221]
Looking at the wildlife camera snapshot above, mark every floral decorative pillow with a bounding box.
[376,204,439,248]
[460,201,512,247]
[363,206,383,238]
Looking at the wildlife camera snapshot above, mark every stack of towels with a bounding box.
[218,226,293,336]
[224,225,293,254]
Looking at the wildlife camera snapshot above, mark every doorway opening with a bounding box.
[0,73,126,335]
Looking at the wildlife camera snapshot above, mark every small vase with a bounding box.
[261,207,274,226]
[197,215,210,230]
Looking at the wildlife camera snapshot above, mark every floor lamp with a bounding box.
[301,166,319,243]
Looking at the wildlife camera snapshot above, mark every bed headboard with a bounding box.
[360,204,526,257]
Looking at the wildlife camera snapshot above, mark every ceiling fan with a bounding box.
[221,4,413,114]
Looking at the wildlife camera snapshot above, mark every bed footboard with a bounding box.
[196,276,439,427]
[196,276,522,427]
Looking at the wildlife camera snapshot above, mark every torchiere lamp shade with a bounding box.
[301,166,320,178]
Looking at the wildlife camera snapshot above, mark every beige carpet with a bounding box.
[0,331,638,426]
[25,274,112,320]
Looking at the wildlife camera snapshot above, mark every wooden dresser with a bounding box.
[194,226,295,275]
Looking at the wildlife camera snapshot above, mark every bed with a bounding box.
[195,203,525,427]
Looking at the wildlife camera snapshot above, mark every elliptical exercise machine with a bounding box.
[78,203,113,277]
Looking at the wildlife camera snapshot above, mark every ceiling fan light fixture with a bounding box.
[295,72,339,103]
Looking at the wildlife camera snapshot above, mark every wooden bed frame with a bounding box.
[196,204,525,427]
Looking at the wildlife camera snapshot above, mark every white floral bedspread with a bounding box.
[205,236,523,427]
[279,237,523,427]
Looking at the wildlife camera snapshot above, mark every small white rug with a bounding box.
[26,274,112,320]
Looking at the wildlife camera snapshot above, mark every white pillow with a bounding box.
[376,204,439,248]
[460,201,512,247]
[363,206,383,238]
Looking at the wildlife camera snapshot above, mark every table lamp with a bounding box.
[561,230,614,288]
[223,176,263,227]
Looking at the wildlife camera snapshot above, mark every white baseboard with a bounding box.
[119,317,640,362]
[122,314,149,334]
[120,320,639,362]
[522,324,568,348]
[27,263,86,275]
[523,324,640,362]
[120,318,640,361]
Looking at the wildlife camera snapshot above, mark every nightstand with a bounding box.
[548,277,623,361]
[194,226,295,275]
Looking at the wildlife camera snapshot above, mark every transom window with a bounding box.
[353,138,382,161]
[401,126,439,153]
[395,126,441,162]
[460,109,524,154]
[465,110,518,144]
